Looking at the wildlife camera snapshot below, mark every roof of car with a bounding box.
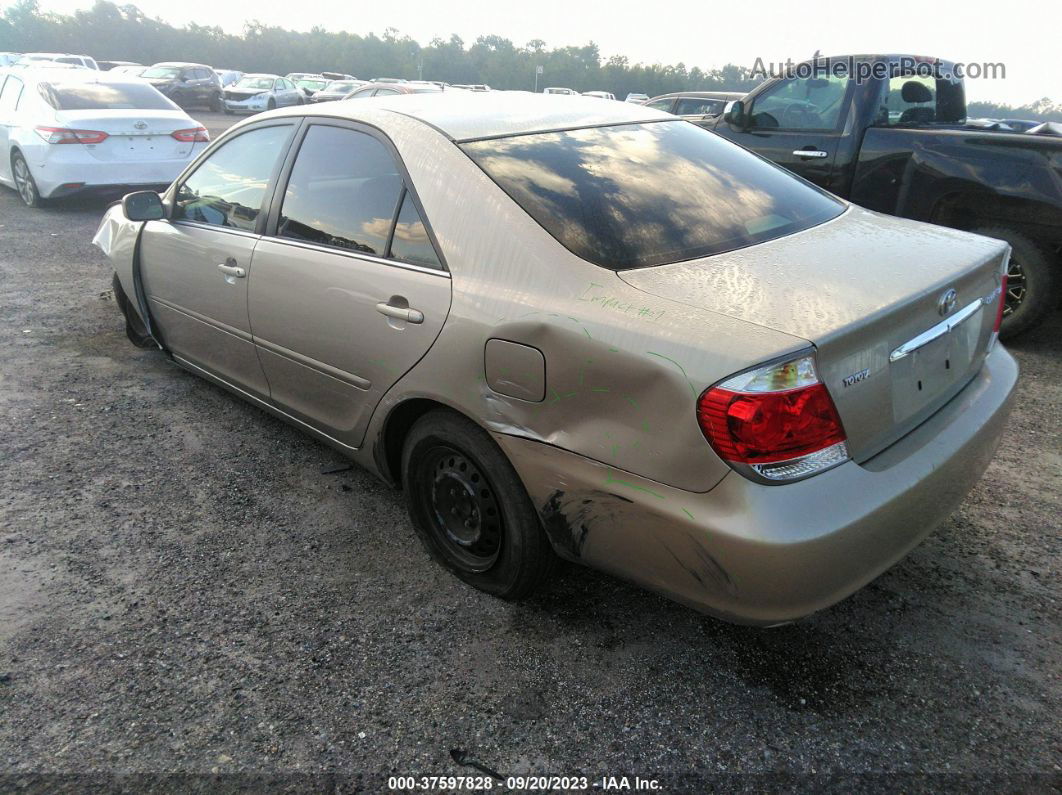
[152,62,211,68]
[650,91,746,101]
[294,91,675,142]
[243,73,281,79]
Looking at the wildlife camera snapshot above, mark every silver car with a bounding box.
[94,94,1017,625]
[223,74,303,114]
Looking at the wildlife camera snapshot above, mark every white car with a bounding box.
[625,93,650,103]
[0,69,209,207]
[542,86,578,95]
[18,52,99,70]
[223,74,304,114]
[582,90,616,100]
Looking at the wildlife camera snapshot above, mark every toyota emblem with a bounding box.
[937,288,958,316]
[134,121,148,130]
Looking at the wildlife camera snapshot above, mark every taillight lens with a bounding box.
[993,272,1007,333]
[697,354,849,482]
[171,127,210,143]
[35,126,109,144]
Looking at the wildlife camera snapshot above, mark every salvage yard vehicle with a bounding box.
[644,90,746,118]
[712,54,1062,338]
[223,74,303,114]
[310,79,366,102]
[0,68,209,207]
[140,62,223,112]
[95,93,1017,625]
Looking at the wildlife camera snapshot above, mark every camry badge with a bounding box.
[937,288,958,316]
[842,368,870,388]
[134,121,148,130]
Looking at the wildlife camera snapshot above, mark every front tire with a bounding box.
[401,410,557,599]
[210,91,222,112]
[266,98,276,111]
[971,226,1058,339]
[11,151,42,208]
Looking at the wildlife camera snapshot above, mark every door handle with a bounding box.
[793,148,829,159]
[217,263,246,278]
[376,302,424,324]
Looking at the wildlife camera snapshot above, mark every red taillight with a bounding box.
[171,127,210,143]
[697,354,849,482]
[35,126,109,144]
[993,272,1007,333]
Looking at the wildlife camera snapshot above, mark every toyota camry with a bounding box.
[93,93,1017,625]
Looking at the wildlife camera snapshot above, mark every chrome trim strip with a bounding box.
[171,355,360,453]
[889,298,983,362]
[172,220,262,240]
[258,236,451,278]
[253,336,372,390]
[149,297,254,342]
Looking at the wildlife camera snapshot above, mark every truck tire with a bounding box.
[971,226,1058,340]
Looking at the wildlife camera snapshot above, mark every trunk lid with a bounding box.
[618,206,1008,462]
[53,109,196,161]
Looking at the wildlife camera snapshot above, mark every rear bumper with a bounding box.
[496,345,1018,625]
[29,151,199,199]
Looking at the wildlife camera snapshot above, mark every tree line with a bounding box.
[2,0,1058,121]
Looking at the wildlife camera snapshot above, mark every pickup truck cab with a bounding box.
[712,54,1062,337]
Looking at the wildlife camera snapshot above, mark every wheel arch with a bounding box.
[930,191,1062,257]
[375,397,493,489]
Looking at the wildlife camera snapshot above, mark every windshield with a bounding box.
[296,79,327,90]
[38,82,175,110]
[140,67,181,80]
[235,77,275,90]
[462,121,845,270]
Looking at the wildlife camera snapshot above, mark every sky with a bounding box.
[17,0,1061,105]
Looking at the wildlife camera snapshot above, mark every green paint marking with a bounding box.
[561,391,578,399]
[608,347,619,353]
[641,420,650,433]
[682,508,695,521]
[646,350,697,399]
[582,326,592,340]
[550,389,563,403]
[591,387,610,393]
[622,394,639,409]
[605,473,665,500]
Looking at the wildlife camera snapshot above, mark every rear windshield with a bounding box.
[38,82,175,110]
[461,121,845,270]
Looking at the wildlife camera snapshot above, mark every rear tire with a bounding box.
[401,410,557,600]
[112,273,155,349]
[971,226,1058,339]
[11,151,42,208]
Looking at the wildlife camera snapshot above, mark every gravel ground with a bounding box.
[0,111,1059,792]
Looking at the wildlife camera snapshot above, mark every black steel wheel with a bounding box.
[401,409,557,599]
[972,225,1058,339]
[421,445,503,572]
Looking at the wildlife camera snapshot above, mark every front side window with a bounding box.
[278,125,403,255]
[750,73,850,130]
[645,98,674,112]
[462,121,845,270]
[174,124,293,231]
[140,66,181,80]
[674,97,727,116]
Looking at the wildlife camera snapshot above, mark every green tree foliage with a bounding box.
[0,0,764,97]
[2,0,1058,120]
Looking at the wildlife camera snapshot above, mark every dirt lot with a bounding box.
[0,111,1059,791]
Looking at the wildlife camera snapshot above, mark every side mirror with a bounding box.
[122,190,165,222]
[724,100,748,130]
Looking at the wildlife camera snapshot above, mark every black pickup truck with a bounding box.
[710,55,1062,338]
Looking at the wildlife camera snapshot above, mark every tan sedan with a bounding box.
[94,93,1017,625]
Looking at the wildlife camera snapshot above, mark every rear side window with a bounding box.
[389,191,441,269]
[38,82,175,110]
[174,124,294,231]
[878,74,966,126]
[278,125,403,256]
[674,97,726,115]
[0,75,24,112]
[462,121,845,270]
